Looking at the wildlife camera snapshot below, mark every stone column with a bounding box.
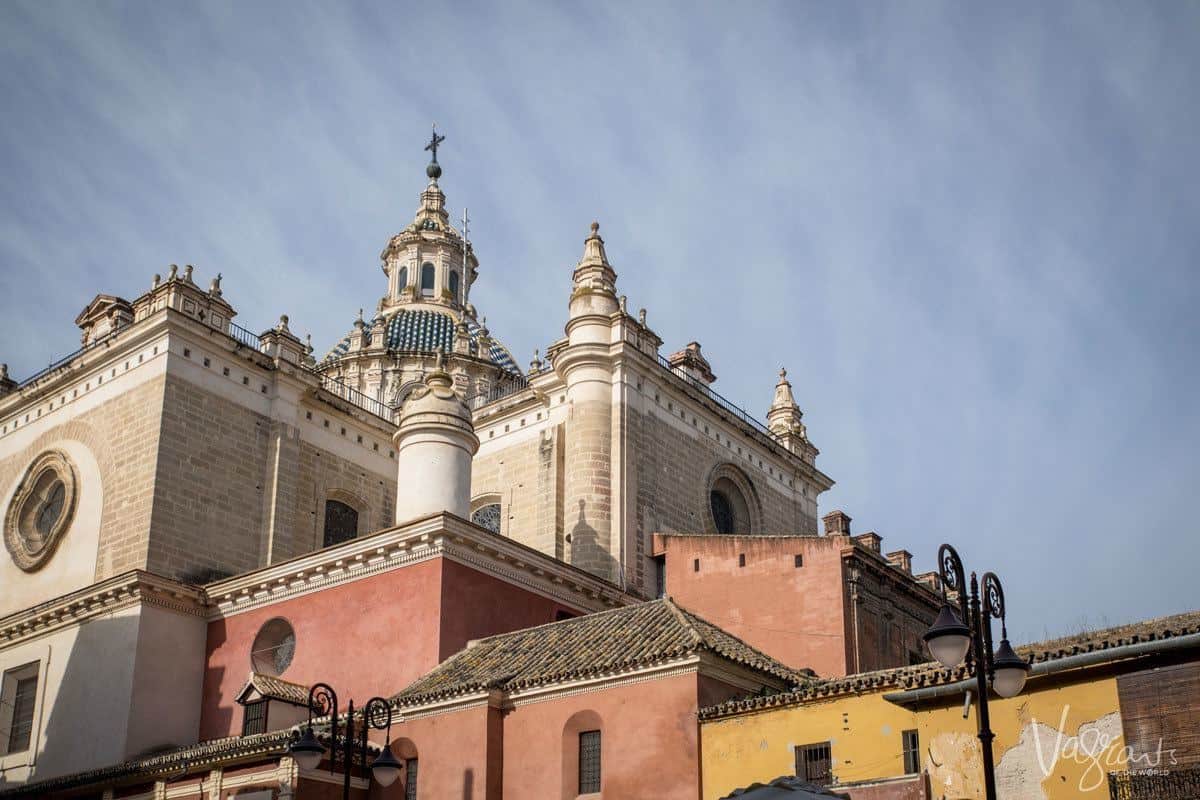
[393,354,479,523]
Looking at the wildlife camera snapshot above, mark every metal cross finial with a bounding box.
[425,124,446,163]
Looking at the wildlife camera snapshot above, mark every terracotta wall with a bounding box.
[436,558,584,660]
[656,534,851,676]
[199,560,445,741]
[200,556,590,742]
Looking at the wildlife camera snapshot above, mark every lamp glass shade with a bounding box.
[923,604,972,668]
[991,638,1031,698]
[289,726,325,771]
[371,744,403,787]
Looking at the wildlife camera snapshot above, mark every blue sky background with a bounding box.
[1,1,1197,642]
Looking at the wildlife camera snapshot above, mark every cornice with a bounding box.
[206,513,635,620]
[0,570,207,647]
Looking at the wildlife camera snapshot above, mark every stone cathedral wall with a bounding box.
[0,368,167,615]
[627,398,820,593]
[471,420,564,560]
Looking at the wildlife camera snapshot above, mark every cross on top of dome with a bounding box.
[425,124,446,181]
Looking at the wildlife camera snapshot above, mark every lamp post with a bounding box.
[288,682,403,800]
[922,544,1031,800]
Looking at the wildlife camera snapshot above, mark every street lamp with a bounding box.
[288,682,403,799]
[922,543,1031,800]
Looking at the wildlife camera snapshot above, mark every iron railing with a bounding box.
[228,321,263,350]
[1109,767,1200,799]
[470,373,531,409]
[655,353,775,439]
[16,329,123,390]
[318,374,394,422]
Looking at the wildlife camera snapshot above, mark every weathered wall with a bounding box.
[700,673,1130,800]
[150,373,270,581]
[293,439,396,555]
[501,671,706,800]
[470,418,562,557]
[657,534,851,677]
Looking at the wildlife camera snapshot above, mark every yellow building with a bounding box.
[700,611,1200,800]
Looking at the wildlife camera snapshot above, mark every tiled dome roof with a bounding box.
[322,308,521,375]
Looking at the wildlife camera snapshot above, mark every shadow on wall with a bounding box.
[568,500,618,584]
[0,614,177,789]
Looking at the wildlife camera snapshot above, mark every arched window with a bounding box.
[397,265,408,291]
[710,490,734,534]
[707,470,755,534]
[420,262,436,297]
[471,503,502,535]
[323,499,358,547]
[448,270,460,302]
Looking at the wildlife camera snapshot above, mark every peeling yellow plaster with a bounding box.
[701,674,1127,800]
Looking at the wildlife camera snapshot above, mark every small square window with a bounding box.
[242,376,249,386]
[340,427,346,436]
[794,554,803,568]
[203,357,211,367]
[357,435,363,444]
[261,385,267,394]
[578,730,601,794]
[241,699,268,736]
[184,348,191,358]
[223,367,230,377]
[795,741,832,785]
[373,442,379,451]
[306,411,312,420]
[738,553,746,567]
[693,558,700,572]
[324,420,330,428]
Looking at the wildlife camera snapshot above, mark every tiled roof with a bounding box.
[394,599,807,706]
[700,608,1200,720]
[238,671,310,705]
[322,308,520,374]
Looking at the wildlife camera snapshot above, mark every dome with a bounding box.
[322,307,521,375]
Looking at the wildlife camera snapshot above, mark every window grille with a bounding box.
[579,730,601,793]
[405,758,419,800]
[471,503,502,534]
[902,729,920,774]
[795,741,832,785]
[323,500,358,547]
[242,700,267,736]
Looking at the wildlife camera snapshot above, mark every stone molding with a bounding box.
[3,449,78,572]
[207,512,635,620]
[0,570,207,646]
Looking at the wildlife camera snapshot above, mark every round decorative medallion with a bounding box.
[3,450,78,572]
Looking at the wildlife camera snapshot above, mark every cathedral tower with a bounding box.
[553,223,621,580]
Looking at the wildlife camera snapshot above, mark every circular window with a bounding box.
[251,618,296,676]
[471,503,502,535]
[4,451,78,572]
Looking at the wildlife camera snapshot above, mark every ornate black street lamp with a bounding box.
[288,682,403,800]
[922,544,1031,800]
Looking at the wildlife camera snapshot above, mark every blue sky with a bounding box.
[1,1,1197,642]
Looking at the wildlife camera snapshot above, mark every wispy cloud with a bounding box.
[1,0,1197,640]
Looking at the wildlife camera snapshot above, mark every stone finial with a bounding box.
[152,273,161,289]
[183,264,194,283]
[530,348,543,372]
[0,364,8,380]
[578,220,611,268]
[305,333,313,354]
[276,314,290,333]
[354,308,365,329]
[210,273,223,297]
[619,295,628,313]
[767,365,806,442]
[638,308,647,326]
[434,346,446,371]
[168,264,179,281]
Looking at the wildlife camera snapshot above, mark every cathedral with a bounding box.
[0,138,940,799]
